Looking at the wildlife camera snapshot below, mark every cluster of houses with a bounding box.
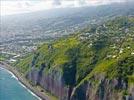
[78,24,134,60]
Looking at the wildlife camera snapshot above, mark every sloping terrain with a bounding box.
[14,17,134,100]
[1,2,134,43]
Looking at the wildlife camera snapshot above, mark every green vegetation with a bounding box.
[15,16,134,99]
[0,56,5,61]
[0,54,6,61]
[14,54,33,74]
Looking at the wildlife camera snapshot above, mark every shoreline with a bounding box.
[0,62,52,100]
[0,67,41,100]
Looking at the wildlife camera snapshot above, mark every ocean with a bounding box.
[0,66,40,100]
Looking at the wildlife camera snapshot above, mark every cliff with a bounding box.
[14,17,134,100]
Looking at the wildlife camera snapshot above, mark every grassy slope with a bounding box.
[0,54,6,61]
[15,17,134,96]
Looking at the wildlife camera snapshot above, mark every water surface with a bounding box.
[0,66,39,100]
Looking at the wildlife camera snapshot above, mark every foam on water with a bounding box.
[18,81,42,100]
[0,67,42,100]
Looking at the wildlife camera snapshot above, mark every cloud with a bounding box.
[46,0,132,6]
[1,0,132,16]
[50,0,132,7]
[53,0,61,5]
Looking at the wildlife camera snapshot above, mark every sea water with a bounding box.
[0,66,40,100]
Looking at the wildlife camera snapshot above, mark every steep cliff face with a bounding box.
[71,75,134,100]
[15,17,134,100]
[71,54,134,100]
[26,65,69,100]
[22,36,79,100]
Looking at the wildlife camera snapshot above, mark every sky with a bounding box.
[0,0,133,16]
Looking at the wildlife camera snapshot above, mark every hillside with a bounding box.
[1,2,134,43]
[14,16,134,100]
[1,2,134,64]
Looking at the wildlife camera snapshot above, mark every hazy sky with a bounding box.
[1,0,133,16]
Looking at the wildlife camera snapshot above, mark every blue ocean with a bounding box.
[0,67,39,100]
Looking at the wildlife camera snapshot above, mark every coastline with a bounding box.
[0,67,41,100]
[0,62,55,100]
